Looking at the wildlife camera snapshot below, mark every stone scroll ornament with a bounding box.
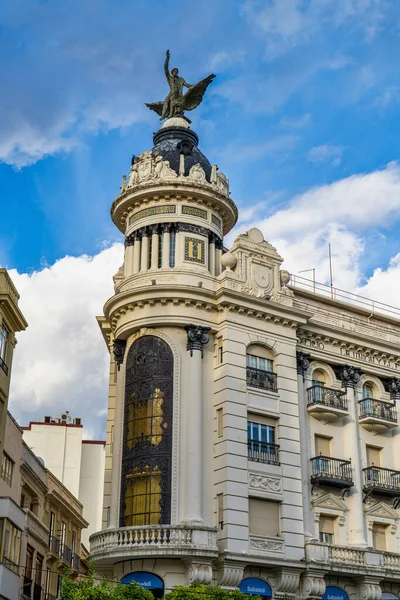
[146,50,216,123]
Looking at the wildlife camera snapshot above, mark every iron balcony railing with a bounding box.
[246,367,278,392]
[310,456,354,488]
[48,536,60,555]
[307,384,347,411]
[33,583,42,600]
[23,576,32,598]
[71,553,80,570]
[359,399,397,423]
[363,467,400,496]
[0,356,8,375]
[60,544,72,564]
[248,441,280,465]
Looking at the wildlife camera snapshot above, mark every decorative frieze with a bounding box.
[249,535,284,553]
[129,205,176,225]
[249,473,282,494]
[182,205,207,219]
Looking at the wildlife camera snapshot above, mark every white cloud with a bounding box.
[8,243,123,438]
[308,144,344,166]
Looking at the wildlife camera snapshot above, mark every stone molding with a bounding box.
[275,569,301,599]
[249,534,284,553]
[217,561,244,588]
[300,572,326,600]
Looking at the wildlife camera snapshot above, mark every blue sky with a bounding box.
[3,0,400,436]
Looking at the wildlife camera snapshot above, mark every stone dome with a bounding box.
[152,125,212,182]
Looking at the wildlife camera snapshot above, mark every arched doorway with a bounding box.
[120,335,174,527]
[121,572,164,598]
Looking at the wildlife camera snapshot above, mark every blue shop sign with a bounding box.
[322,586,349,600]
[239,578,272,597]
[121,572,164,590]
[381,594,399,599]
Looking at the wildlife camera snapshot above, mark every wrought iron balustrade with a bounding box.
[0,356,8,375]
[23,576,32,598]
[359,399,397,423]
[72,553,80,570]
[310,456,353,488]
[307,385,347,411]
[246,367,277,392]
[248,441,280,465]
[363,466,400,496]
[60,544,72,564]
[48,536,60,555]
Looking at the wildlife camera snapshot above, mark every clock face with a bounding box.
[254,265,271,288]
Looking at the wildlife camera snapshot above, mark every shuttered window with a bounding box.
[315,435,331,457]
[319,515,335,544]
[249,498,280,537]
[372,523,387,551]
[366,445,381,467]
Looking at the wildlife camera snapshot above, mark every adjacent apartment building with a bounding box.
[88,116,400,600]
[22,413,105,547]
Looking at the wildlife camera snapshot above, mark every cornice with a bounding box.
[111,183,237,235]
[0,297,28,332]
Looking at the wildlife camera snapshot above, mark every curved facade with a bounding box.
[91,117,400,600]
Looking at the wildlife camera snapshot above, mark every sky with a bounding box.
[2,0,400,438]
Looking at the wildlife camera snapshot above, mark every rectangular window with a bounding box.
[1,453,14,486]
[158,233,163,268]
[319,515,335,544]
[35,553,43,586]
[315,435,331,457]
[247,421,278,464]
[0,325,8,363]
[45,567,51,599]
[366,445,381,467]
[246,353,273,372]
[60,521,66,556]
[71,531,76,557]
[23,544,34,597]
[1,518,22,571]
[372,523,387,551]
[249,498,280,537]
[217,493,223,529]
[217,338,223,364]
[217,408,223,438]
[248,421,275,444]
[49,511,55,539]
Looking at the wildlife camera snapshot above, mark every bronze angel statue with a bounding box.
[146,50,216,122]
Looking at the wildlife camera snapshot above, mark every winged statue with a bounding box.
[146,50,216,123]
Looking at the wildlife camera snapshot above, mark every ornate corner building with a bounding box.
[90,117,400,600]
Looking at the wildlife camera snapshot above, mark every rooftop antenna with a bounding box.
[328,243,334,299]
[298,268,316,294]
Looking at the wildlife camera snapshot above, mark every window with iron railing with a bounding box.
[247,421,279,465]
[307,383,347,411]
[359,399,397,422]
[246,353,277,392]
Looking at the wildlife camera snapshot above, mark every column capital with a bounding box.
[113,339,126,371]
[338,364,361,388]
[124,235,134,247]
[185,324,210,358]
[297,351,311,377]
[133,229,142,241]
[149,223,159,235]
[209,231,217,244]
[215,237,223,250]
[160,223,172,233]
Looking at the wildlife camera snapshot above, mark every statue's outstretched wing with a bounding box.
[183,74,216,112]
[145,101,164,117]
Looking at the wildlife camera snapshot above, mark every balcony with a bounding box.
[71,553,80,570]
[248,441,280,465]
[310,456,354,489]
[246,367,277,392]
[307,384,348,422]
[359,399,397,432]
[22,576,32,598]
[363,467,400,497]
[90,524,218,564]
[47,536,60,557]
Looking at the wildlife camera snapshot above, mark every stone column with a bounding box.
[140,228,149,272]
[150,224,159,270]
[296,352,314,541]
[109,338,127,528]
[215,238,222,276]
[124,237,134,278]
[340,364,368,547]
[161,224,171,268]
[209,233,216,276]
[133,232,141,274]
[184,324,210,523]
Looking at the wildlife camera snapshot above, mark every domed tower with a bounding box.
[91,54,306,598]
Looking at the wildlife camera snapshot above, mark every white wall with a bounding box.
[80,441,105,548]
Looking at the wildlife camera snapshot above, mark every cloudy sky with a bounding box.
[2,0,400,438]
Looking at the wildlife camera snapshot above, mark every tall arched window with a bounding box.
[120,335,173,527]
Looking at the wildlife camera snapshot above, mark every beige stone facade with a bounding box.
[90,118,400,600]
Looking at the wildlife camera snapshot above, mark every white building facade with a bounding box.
[90,117,400,600]
[23,414,105,548]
